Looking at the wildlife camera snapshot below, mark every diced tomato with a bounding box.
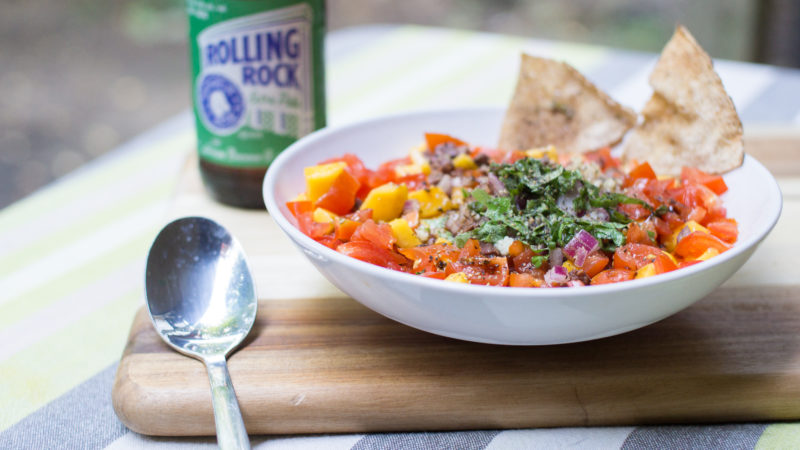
[681,167,728,195]
[295,214,332,239]
[321,154,374,200]
[425,133,466,150]
[706,218,738,243]
[507,240,525,258]
[450,256,509,286]
[674,231,732,259]
[364,157,411,190]
[346,209,372,223]
[687,206,707,223]
[663,211,683,230]
[504,150,528,164]
[350,219,396,251]
[321,153,370,182]
[470,146,503,161]
[315,236,342,249]
[336,241,410,271]
[678,260,702,269]
[653,253,677,273]
[399,244,460,273]
[673,183,721,212]
[420,271,448,280]
[648,216,672,242]
[629,161,657,180]
[286,200,332,238]
[315,169,361,215]
[642,178,676,204]
[459,239,482,259]
[395,172,427,191]
[591,269,634,285]
[286,200,313,218]
[335,219,361,241]
[509,272,542,288]
[701,206,728,226]
[582,251,610,278]
[613,243,674,273]
[510,246,546,273]
[626,222,657,245]
[618,203,650,221]
[583,147,619,170]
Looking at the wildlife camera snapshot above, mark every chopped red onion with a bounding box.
[544,265,569,287]
[563,230,599,267]
[567,280,585,287]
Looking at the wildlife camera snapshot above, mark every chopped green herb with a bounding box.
[530,255,547,268]
[457,158,642,253]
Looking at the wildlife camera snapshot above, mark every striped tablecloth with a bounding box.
[2,25,800,449]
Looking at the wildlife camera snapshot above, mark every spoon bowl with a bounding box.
[145,216,256,449]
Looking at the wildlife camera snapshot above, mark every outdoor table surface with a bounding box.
[2,24,800,449]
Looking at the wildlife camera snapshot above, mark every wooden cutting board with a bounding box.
[112,127,800,436]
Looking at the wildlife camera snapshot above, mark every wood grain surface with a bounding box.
[112,128,800,436]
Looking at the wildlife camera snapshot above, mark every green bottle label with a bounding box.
[187,0,326,168]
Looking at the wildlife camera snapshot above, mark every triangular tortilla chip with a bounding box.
[622,26,744,175]
[498,54,636,153]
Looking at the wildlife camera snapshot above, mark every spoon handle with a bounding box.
[204,355,250,450]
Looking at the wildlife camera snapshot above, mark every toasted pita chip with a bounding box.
[498,54,636,154]
[622,26,744,175]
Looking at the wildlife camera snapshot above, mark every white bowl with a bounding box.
[263,108,782,345]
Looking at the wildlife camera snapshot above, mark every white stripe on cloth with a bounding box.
[253,434,365,449]
[0,259,141,361]
[0,202,164,305]
[104,433,364,450]
[485,427,635,450]
[331,33,512,125]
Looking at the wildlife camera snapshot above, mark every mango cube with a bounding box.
[635,263,657,279]
[409,187,455,218]
[444,272,469,283]
[695,247,720,261]
[360,182,408,222]
[304,161,348,203]
[666,220,710,252]
[395,163,431,177]
[389,218,422,248]
[525,145,558,161]
[452,153,477,170]
[312,207,339,224]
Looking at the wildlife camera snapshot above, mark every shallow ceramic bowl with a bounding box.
[263,108,782,345]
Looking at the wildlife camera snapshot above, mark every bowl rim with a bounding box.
[263,107,783,299]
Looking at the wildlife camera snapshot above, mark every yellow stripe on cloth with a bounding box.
[0,288,140,431]
[0,177,174,277]
[0,229,155,330]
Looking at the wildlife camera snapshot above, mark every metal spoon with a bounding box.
[145,217,256,449]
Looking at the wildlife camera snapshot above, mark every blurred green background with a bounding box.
[1,0,798,208]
